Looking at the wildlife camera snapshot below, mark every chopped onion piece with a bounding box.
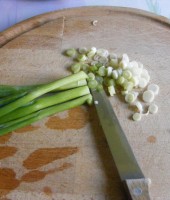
[91,47,97,53]
[92,20,98,26]
[87,50,96,58]
[125,92,136,103]
[88,72,95,80]
[132,113,142,121]
[131,76,139,87]
[117,69,123,76]
[112,70,119,79]
[147,84,159,95]
[123,81,134,91]
[138,78,148,88]
[119,60,128,69]
[98,66,106,76]
[106,66,113,77]
[141,69,150,82]
[130,61,138,68]
[132,91,139,99]
[134,101,143,113]
[122,54,129,63]
[148,103,158,114]
[81,63,89,72]
[88,80,98,89]
[108,79,115,86]
[121,90,129,95]
[96,49,109,57]
[65,48,77,57]
[109,53,117,59]
[122,70,132,80]
[110,58,118,68]
[108,85,116,96]
[71,63,81,73]
[91,61,98,65]
[117,76,125,85]
[79,47,87,54]
[77,54,87,62]
[93,54,100,61]
[130,67,142,77]
[142,90,155,103]
[98,56,108,65]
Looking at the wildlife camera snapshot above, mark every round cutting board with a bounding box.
[0,7,170,200]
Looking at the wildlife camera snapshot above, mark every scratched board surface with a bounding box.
[0,7,170,200]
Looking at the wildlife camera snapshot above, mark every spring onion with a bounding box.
[0,94,92,136]
[0,86,90,124]
[0,71,88,118]
[0,92,27,107]
[0,85,36,98]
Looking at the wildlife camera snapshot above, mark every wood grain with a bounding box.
[0,6,170,200]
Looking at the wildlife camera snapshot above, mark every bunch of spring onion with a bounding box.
[0,71,92,136]
[65,47,159,121]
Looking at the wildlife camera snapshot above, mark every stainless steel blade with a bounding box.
[92,89,144,181]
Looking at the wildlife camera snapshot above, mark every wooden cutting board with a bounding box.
[0,7,170,200]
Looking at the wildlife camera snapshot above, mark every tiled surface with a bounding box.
[0,0,170,31]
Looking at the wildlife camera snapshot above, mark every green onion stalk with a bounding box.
[0,94,92,136]
[0,71,88,118]
[0,86,90,123]
[0,79,87,98]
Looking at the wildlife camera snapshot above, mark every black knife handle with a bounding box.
[124,178,152,200]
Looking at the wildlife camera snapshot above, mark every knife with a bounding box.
[91,89,151,200]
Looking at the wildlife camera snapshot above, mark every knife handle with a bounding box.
[124,178,152,200]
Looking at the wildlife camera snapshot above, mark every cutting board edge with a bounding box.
[0,6,170,48]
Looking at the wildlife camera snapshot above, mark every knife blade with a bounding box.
[91,89,151,200]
